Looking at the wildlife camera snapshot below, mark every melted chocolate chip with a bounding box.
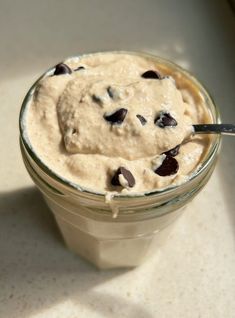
[111,167,135,188]
[155,156,179,176]
[54,63,72,75]
[72,128,77,135]
[163,145,180,157]
[141,70,161,79]
[104,108,128,125]
[155,112,178,128]
[136,114,147,125]
[74,66,85,71]
[92,94,103,106]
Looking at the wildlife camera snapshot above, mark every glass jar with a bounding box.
[19,52,221,269]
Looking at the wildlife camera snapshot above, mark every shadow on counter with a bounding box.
[0,187,154,318]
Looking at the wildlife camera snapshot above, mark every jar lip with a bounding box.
[19,50,221,200]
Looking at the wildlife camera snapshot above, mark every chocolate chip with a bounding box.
[111,167,135,188]
[107,86,114,99]
[136,114,147,125]
[141,70,161,79]
[72,128,77,135]
[163,145,180,157]
[74,66,85,71]
[155,156,179,176]
[104,108,128,125]
[92,94,103,106]
[107,86,119,100]
[54,63,72,75]
[155,112,177,128]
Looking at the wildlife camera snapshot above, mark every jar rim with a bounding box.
[19,50,221,201]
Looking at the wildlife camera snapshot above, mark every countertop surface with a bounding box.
[0,0,235,317]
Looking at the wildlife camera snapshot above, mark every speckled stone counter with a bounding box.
[0,1,235,317]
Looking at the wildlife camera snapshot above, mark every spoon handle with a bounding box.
[193,124,235,136]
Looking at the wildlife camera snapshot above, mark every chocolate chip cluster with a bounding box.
[54,63,181,190]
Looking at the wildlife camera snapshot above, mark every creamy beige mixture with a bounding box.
[26,52,211,195]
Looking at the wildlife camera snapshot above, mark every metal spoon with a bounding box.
[193,124,235,136]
